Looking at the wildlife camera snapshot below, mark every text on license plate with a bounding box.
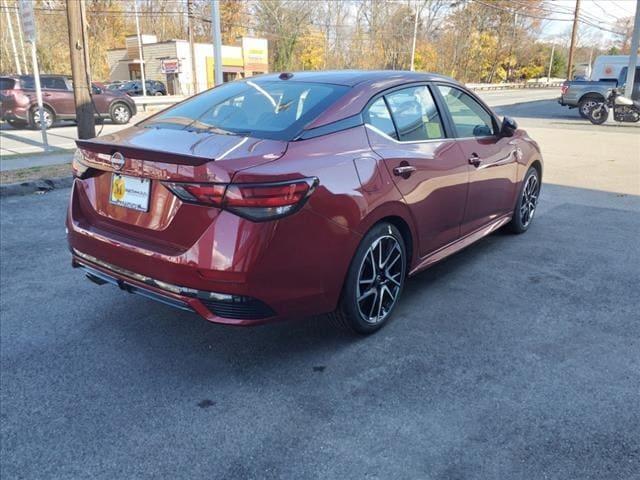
[110,174,150,212]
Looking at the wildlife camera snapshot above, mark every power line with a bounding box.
[610,1,637,16]
[470,0,626,36]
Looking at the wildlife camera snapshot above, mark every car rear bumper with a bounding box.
[72,249,277,325]
[0,104,28,121]
[66,178,358,326]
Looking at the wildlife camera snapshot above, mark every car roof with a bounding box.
[253,70,458,87]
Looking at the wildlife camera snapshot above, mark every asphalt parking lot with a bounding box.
[1,97,639,479]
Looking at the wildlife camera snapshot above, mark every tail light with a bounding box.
[560,83,568,95]
[71,148,93,179]
[164,177,319,221]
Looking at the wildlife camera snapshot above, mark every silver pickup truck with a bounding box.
[559,66,640,118]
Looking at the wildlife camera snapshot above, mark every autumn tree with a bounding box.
[254,0,317,71]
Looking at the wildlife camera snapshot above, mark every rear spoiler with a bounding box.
[75,139,213,166]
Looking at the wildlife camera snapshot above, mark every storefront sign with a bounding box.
[161,59,181,74]
[242,38,268,73]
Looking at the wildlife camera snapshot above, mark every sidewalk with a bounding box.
[0,151,73,172]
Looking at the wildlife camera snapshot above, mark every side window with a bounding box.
[385,86,444,141]
[437,85,495,137]
[42,77,68,90]
[364,97,397,139]
[40,77,54,89]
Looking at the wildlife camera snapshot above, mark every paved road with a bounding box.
[2,101,640,478]
[2,185,639,479]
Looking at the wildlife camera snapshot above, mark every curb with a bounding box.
[0,176,74,197]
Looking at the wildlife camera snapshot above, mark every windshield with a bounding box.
[141,80,349,141]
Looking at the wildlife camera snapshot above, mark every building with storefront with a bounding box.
[106,35,268,95]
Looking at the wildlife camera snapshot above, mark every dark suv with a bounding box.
[0,75,137,129]
[118,80,167,96]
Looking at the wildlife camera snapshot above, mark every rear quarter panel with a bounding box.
[232,125,416,313]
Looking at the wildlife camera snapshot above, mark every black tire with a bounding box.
[28,106,55,129]
[506,167,540,234]
[587,104,608,125]
[578,96,602,119]
[154,91,163,96]
[6,119,27,129]
[109,102,132,124]
[332,222,407,334]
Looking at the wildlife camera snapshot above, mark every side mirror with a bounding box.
[501,116,518,137]
[92,86,103,95]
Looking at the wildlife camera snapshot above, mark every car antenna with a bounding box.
[279,72,293,80]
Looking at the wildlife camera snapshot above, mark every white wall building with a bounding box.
[107,35,269,95]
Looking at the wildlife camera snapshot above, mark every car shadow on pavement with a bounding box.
[101,221,512,379]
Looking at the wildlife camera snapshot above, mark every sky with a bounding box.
[540,0,637,45]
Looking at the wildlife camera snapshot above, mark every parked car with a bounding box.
[559,65,640,118]
[118,80,167,96]
[0,74,137,129]
[106,81,124,91]
[68,70,543,333]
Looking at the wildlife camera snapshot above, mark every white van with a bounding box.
[591,55,630,81]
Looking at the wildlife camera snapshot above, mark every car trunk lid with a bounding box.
[72,126,287,251]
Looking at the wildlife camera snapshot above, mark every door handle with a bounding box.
[468,153,482,167]
[43,93,51,97]
[393,165,416,177]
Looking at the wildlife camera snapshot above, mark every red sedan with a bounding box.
[67,71,542,333]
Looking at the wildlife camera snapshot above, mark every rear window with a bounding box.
[142,80,349,141]
[0,78,15,90]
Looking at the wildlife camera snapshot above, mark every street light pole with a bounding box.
[14,6,28,74]
[547,43,555,83]
[3,0,22,74]
[623,0,640,98]
[133,0,147,96]
[187,0,198,95]
[211,0,223,85]
[410,3,419,71]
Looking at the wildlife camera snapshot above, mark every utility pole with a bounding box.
[187,0,198,95]
[566,0,580,80]
[14,6,28,74]
[3,0,22,74]
[133,0,147,96]
[410,2,419,71]
[623,0,640,98]
[211,0,223,85]
[80,0,91,80]
[66,0,95,139]
[547,43,555,83]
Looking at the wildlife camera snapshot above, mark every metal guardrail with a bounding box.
[133,95,185,110]
[132,82,565,110]
[467,82,564,91]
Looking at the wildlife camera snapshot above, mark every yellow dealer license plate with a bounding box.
[110,174,150,212]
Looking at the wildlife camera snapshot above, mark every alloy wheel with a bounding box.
[113,105,130,123]
[33,109,52,128]
[356,235,404,324]
[520,174,539,227]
